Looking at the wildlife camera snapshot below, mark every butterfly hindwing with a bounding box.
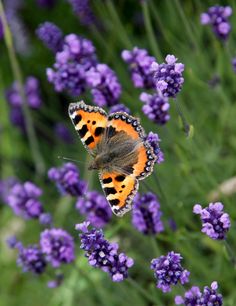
[107,112,156,180]
[68,101,108,154]
[99,171,139,217]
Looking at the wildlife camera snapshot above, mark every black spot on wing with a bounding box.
[73,114,82,126]
[78,124,88,138]
[103,177,112,184]
[104,187,117,195]
[85,136,94,146]
[107,126,117,138]
[115,175,125,182]
[95,127,105,137]
[109,199,120,206]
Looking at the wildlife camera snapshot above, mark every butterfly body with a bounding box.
[69,101,156,217]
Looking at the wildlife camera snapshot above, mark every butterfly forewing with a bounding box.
[68,101,108,154]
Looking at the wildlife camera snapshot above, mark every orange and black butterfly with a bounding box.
[68,101,156,216]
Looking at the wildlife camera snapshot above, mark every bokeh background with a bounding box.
[1,0,236,305]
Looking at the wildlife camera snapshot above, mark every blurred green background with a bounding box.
[1,0,236,305]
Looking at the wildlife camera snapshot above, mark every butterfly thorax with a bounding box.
[88,135,139,173]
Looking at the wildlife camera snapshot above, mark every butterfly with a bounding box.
[68,101,156,217]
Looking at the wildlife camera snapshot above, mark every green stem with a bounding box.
[0,1,45,176]
[223,240,236,268]
[174,98,190,137]
[0,73,15,177]
[105,0,133,49]
[84,153,93,189]
[76,265,106,306]
[141,1,162,60]
[127,278,158,305]
[153,171,169,207]
[150,236,160,256]
[174,0,198,51]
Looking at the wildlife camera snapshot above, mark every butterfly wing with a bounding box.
[107,112,156,180]
[68,101,108,155]
[99,171,139,217]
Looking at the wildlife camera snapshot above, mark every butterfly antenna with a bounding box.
[57,156,84,165]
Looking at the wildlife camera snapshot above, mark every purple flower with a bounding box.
[145,132,164,164]
[54,123,74,144]
[5,76,42,109]
[200,6,232,40]
[40,228,75,267]
[0,18,3,39]
[202,281,223,305]
[5,1,31,55]
[132,192,164,235]
[109,103,130,114]
[6,181,43,219]
[86,63,122,107]
[13,241,47,274]
[175,282,223,305]
[76,222,134,281]
[39,212,53,226]
[9,107,25,131]
[76,191,112,228]
[48,162,87,197]
[68,0,95,25]
[151,251,190,293]
[36,0,56,8]
[47,34,97,96]
[175,286,203,305]
[232,57,236,73]
[140,92,170,125]
[193,202,231,240]
[36,22,63,53]
[47,273,64,288]
[0,177,18,203]
[121,47,155,89]
[6,235,19,249]
[151,55,185,98]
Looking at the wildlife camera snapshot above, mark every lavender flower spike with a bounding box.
[76,191,112,228]
[6,76,42,109]
[54,123,74,144]
[232,57,236,73]
[175,286,202,305]
[86,63,122,107]
[11,241,47,274]
[121,47,156,89]
[151,251,190,293]
[200,5,232,41]
[145,132,164,164]
[48,162,87,197]
[202,281,223,305]
[151,55,184,98]
[109,103,130,114]
[132,192,164,235]
[36,22,63,53]
[6,181,43,219]
[76,222,134,282]
[68,0,95,26]
[140,92,170,125]
[175,281,223,305]
[193,202,231,240]
[47,34,97,96]
[40,228,75,267]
